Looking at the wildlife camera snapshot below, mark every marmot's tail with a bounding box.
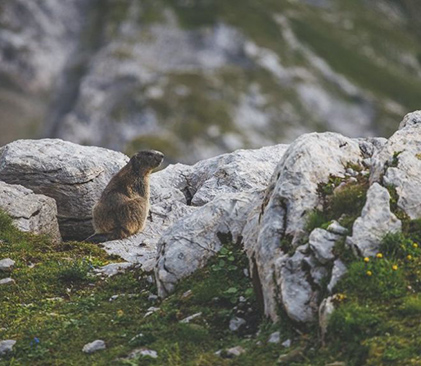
[84,233,110,244]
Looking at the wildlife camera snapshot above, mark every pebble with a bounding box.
[181,290,193,299]
[0,340,16,356]
[268,331,280,344]
[226,346,245,357]
[282,339,292,348]
[82,340,106,354]
[180,312,202,324]
[0,278,15,286]
[0,259,15,272]
[229,317,246,332]
[144,307,160,318]
[148,294,158,302]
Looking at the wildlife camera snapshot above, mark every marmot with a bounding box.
[86,150,164,243]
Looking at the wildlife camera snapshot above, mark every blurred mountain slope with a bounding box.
[1,0,420,163]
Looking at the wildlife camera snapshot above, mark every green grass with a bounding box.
[2,199,421,365]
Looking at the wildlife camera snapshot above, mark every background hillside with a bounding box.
[1,0,420,163]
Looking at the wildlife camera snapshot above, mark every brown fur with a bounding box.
[87,150,164,242]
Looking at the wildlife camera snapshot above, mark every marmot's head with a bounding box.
[130,150,164,172]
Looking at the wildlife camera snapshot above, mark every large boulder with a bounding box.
[0,139,128,240]
[0,181,61,241]
[100,144,288,278]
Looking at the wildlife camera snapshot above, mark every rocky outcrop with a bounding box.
[0,139,128,240]
[102,144,288,275]
[3,111,421,326]
[0,181,61,241]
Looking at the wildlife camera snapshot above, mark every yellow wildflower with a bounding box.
[364,257,370,263]
[366,271,372,276]
[392,265,398,271]
[376,253,383,259]
[407,255,412,260]
[413,243,419,249]
[117,309,124,317]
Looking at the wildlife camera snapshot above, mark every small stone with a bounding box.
[281,339,291,348]
[229,317,246,332]
[327,260,347,293]
[144,307,160,318]
[109,295,119,302]
[214,349,222,356]
[146,275,154,284]
[0,259,15,272]
[139,349,158,359]
[82,340,106,354]
[148,294,158,302]
[238,296,246,303]
[181,290,193,299]
[226,346,245,357]
[326,221,348,236]
[180,312,202,324]
[268,331,280,344]
[0,278,15,286]
[94,262,133,277]
[0,340,16,356]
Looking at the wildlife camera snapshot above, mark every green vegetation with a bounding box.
[307,170,369,234]
[2,176,421,366]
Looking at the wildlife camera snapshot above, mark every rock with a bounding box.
[0,181,61,242]
[327,260,347,293]
[243,132,377,321]
[279,250,316,323]
[226,346,246,357]
[319,297,336,345]
[153,145,287,296]
[0,278,15,286]
[0,139,128,240]
[281,339,292,348]
[109,295,119,302]
[148,294,158,303]
[326,221,349,236]
[82,340,106,354]
[0,340,16,356]
[309,228,341,264]
[94,262,134,277]
[268,331,281,344]
[346,183,401,257]
[144,307,160,318]
[180,312,202,324]
[229,317,246,332]
[0,258,15,272]
[138,349,158,359]
[181,290,193,299]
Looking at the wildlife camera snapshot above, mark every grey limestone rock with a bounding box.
[226,346,246,357]
[346,183,401,257]
[0,181,61,242]
[82,340,106,354]
[0,278,15,286]
[309,228,341,264]
[0,340,16,357]
[327,259,347,293]
[0,139,129,240]
[229,317,246,332]
[0,258,15,272]
[243,132,377,320]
